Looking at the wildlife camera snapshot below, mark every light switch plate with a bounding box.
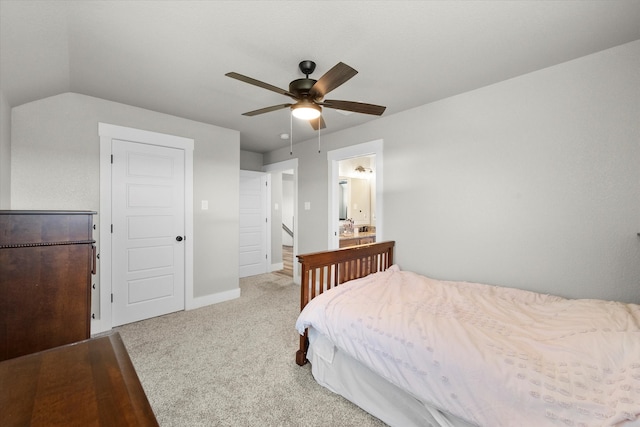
[304,202,311,210]
[201,200,209,210]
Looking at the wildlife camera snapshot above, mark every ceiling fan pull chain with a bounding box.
[290,113,293,156]
[318,117,321,153]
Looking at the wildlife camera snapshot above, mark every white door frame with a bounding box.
[263,158,299,284]
[327,140,383,249]
[95,123,194,335]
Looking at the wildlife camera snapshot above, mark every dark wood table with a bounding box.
[0,332,158,426]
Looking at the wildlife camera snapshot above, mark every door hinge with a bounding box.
[111,293,113,303]
[265,217,268,223]
[111,154,113,164]
[111,224,113,233]
[265,254,268,259]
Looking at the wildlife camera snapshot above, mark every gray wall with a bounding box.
[264,41,640,304]
[11,93,240,310]
[240,150,264,171]
[0,90,10,209]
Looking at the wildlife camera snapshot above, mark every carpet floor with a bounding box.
[116,272,387,426]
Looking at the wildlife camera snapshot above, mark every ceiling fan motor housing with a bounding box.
[289,78,317,99]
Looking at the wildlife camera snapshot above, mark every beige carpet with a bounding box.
[116,272,387,427]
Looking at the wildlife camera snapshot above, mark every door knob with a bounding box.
[176,236,184,242]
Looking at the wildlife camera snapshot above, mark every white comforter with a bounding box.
[296,266,640,427]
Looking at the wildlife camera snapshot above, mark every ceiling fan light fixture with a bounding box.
[291,102,321,120]
[226,60,385,134]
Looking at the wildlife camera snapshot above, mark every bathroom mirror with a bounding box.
[337,177,371,224]
[338,180,348,220]
[337,155,376,226]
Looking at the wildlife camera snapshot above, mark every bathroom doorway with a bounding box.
[327,140,383,249]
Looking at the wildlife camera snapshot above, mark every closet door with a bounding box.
[111,140,185,327]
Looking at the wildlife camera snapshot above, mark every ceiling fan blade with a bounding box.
[242,103,292,116]
[310,115,326,131]
[225,72,298,99]
[322,100,386,116]
[309,62,358,99]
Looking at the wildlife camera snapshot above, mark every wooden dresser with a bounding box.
[0,210,96,361]
[0,332,158,426]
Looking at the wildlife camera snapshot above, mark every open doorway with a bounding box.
[263,159,299,282]
[327,140,383,250]
[277,170,294,276]
[336,155,376,248]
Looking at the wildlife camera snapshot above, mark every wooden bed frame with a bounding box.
[295,240,395,366]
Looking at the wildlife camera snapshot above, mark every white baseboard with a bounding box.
[270,262,283,272]
[91,288,241,335]
[186,288,241,310]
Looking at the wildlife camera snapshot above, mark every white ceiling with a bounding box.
[2,1,639,153]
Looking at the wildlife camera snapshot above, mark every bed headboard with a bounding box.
[296,240,395,365]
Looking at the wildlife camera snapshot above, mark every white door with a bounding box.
[239,171,268,278]
[111,139,185,326]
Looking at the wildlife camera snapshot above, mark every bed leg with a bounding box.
[296,333,309,366]
[295,349,307,366]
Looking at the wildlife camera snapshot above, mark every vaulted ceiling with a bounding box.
[2,1,639,153]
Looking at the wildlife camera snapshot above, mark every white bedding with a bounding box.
[307,327,476,427]
[296,265,640,427]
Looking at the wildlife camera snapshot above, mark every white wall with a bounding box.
[264,41,640,304]
[11,93,241,320]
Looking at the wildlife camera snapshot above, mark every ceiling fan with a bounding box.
[225,60,386,130]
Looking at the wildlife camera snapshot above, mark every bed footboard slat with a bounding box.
[295,241,395,366]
